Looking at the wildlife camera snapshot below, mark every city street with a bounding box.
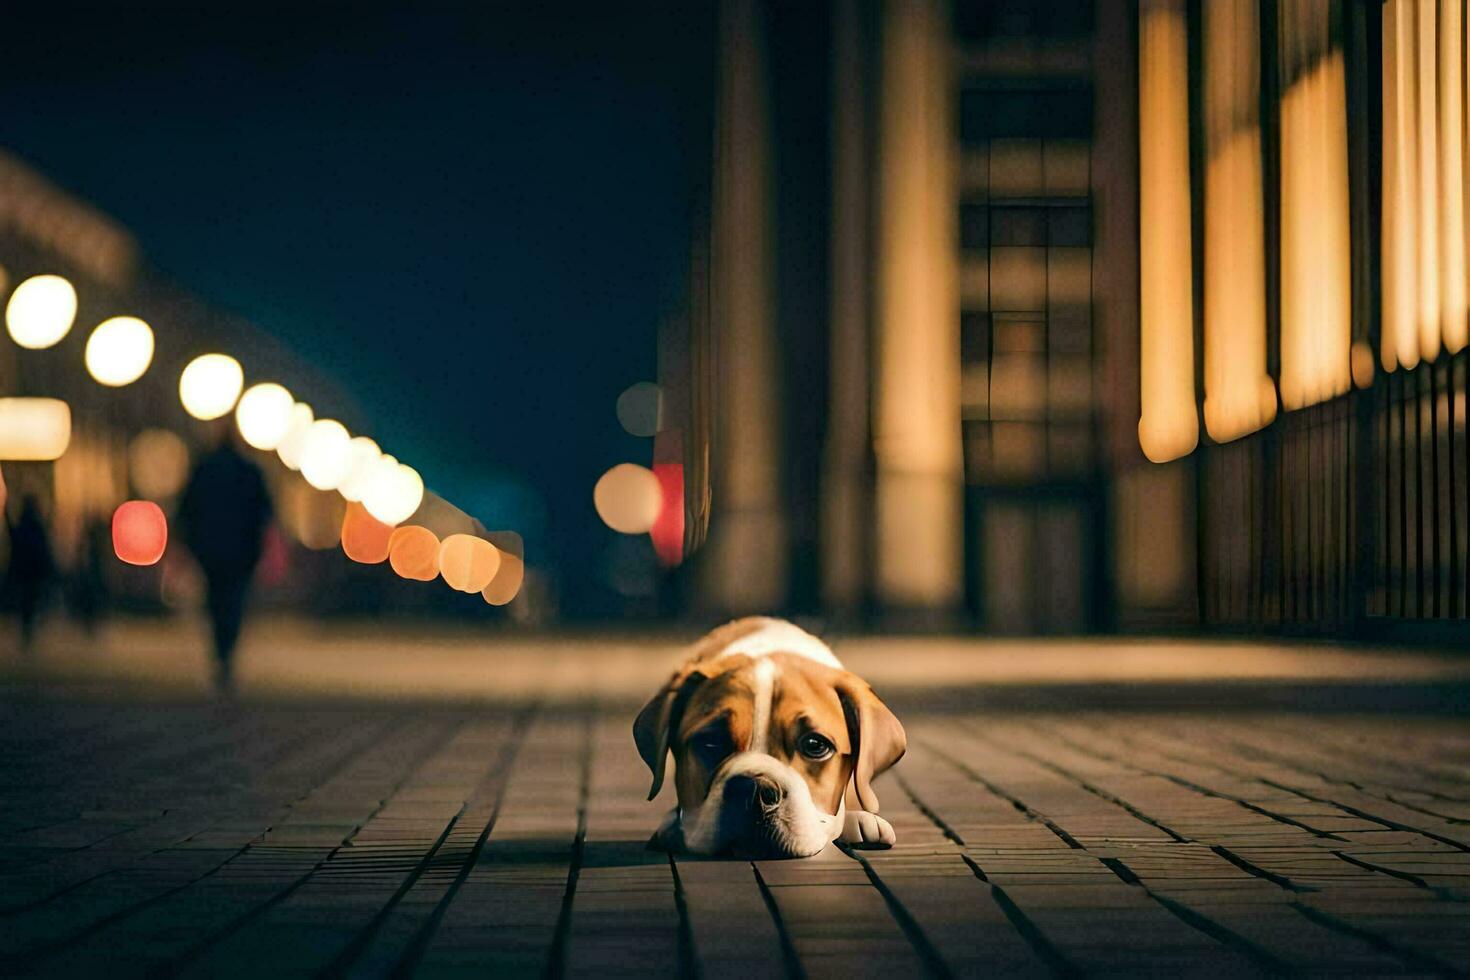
[1,626,1467,977]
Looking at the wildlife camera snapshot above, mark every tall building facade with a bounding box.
[687,0,1470,642]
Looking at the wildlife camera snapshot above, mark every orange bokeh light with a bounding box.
[112,500,168,566]
[388,525,441,581]
[341,501,394,564]
[482,552,524,606]
[439,534,501,594]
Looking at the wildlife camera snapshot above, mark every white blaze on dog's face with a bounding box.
[634,650,905,858]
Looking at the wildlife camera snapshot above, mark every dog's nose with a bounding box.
[726,774,784,812]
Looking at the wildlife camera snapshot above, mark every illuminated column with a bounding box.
[1202,0,1276,443]
[1278,0,1351,408]
[1413,0,1441,363]
[1137,0,1198,462]
[873,0,962,612]
[822,0,872,610]
[701,0,788,612]
[1439,0,1466,354]
[1382,0,1419,372]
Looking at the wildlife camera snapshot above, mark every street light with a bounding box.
[5,274,77,349]
[85,316,154,386]
[179,353,244,420]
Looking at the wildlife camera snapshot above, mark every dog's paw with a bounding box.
[840,809,896,848]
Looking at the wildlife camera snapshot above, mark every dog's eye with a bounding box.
[797,733,835,761]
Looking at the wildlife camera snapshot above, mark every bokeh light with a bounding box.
[616,381,663,437]
[439,534,501,593]
[594,462,662,534]
[84,316,154,387]
[275,402,315,470]
[300,419,352,491]
[650,462,685,566]
[128,428,190,499]
[363,458,424,526]
[338,437,381,502]
[482,552,524,606]
[341,501,394,564]
[0,397,71,461]
[112,500,168,566]
[179,353,244,421]
[388,524,440,580]
[5,274,77,349]
[235,383,295,451]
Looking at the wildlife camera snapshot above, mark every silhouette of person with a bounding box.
[178,426,273,692]
[8,495,55,656]
[71,515,111,637]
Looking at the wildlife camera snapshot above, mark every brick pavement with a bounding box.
[0,642,1467,976]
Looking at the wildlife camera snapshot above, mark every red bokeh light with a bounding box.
[112,500,168,566]
[650,462,684,567]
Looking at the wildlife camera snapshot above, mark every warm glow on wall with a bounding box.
[594,463,662,533]
[235,383,295,451]
[0,397,71,461]
[128,428,190,499]
[1277,4,1350,410]
[5,274,76,349]
[1202,0,1276,443]
[341,501,393,564]
[388,525,440,581]
[300,419,352,491]
[84,316,154,387]
[112,500,168,566]
[1382,0,1469,368]
[179,354,244,421]
[1137,0,1198,463]
[1382,0,1420,371]
[439,534,501,594]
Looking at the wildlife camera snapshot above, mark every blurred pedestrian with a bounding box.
[7,495,55,656]
[71,515,112,637]
[178,426,273,692]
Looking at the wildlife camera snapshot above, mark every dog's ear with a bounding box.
[633,666,708,801]
[837,676,906,813]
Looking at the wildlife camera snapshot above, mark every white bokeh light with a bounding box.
[275,403,315,470]
[179,353,244,420]
[235,383,295,450]
[85,316,155,387]
[362,456,424,526]
[6,275,77,349]
[300,418,353,491]
[338,436,381,502]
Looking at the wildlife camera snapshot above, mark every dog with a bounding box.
[634,617,905,858]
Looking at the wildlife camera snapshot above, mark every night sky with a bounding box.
[0,4,705,613]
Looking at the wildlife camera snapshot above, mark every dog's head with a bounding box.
[634,652,905,858]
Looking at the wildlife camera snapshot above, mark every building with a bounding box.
[674,0,1468,642]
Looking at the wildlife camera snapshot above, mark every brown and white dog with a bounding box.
[634,617,905,858]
